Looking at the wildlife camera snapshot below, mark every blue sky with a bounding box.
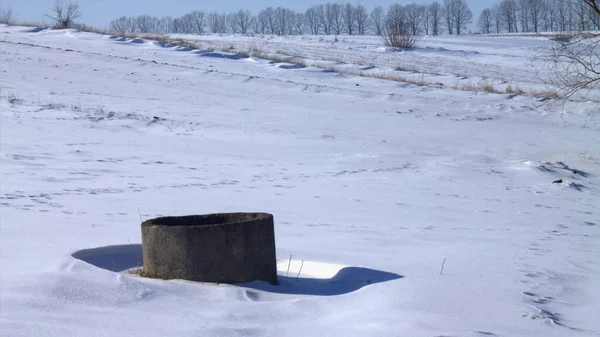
[2,0,489,29]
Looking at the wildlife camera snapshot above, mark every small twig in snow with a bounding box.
[137,208,143,222]
[440,258,447,275]
[296,260,304,279]
[286,254,292,278]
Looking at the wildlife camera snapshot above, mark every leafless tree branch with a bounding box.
[46,0,81,29]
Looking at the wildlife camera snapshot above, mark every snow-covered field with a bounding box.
[173,33,583,96]
[1,25,599,337]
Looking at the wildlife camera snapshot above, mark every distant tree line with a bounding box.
[2,0,599,36]
[478,0,600,34]
[109,1,475,36]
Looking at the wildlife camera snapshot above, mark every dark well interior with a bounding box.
[141,213,272,227]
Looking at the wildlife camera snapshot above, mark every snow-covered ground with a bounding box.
[173,33,577,95]
[1,26,599,337]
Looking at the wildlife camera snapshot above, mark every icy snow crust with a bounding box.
[1,26,599,337]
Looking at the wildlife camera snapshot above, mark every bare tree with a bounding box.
[499,0,519,33]
[154,16,168,34]
[370,6,386,35]
[209,13,227,34]
[567,0,576,31]
[585,0,600,15]
[227,13,238,34]
[382,4,420,49]
[318,4,334,35]
[529,0,544,32]
[256,10,269,34]
[135,15,158,33]
[419,5,430,35]
[218,13,228,34]
[285,9,296,35]
[450,0,472,35]
[352,5,368,35]
[149,16,162,33]
[342,3,356,35]
[235,9,252,34]
[181,11,206,35]
[405,3,422,36]
[492,4,501,33]
[543,0,557,31]
[305,6,321,35]
[256,12,267,34]
[555,0,569,31]
[151,17,162,33]
[589,0,600,28]
[541,1,599,113]
[443,0,455,34]
[110,16,135,33]
[46,0,81,29]
[208,12,219,33]
[574,1,587,30]
[250,16,259,34]
[275,7,294,35]
[160,16,174,33]
[330,3,344,35]
[262,7,278,35]
[294,13,305,34]
[429,2,443,35]
[518,0,530,32]
[573,0,599,30]
[478,8,493,33]
[545,35,599,103]
[178,15,191,33]
[317,3,338,35]
[0,7,13,25]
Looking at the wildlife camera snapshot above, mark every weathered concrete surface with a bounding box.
[141,213,278,285]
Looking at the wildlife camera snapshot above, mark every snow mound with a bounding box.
[71,244,401,298]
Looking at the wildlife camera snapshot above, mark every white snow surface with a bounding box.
[1,26,599,337]
[175,33,548,85]
[170,32,600,99]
